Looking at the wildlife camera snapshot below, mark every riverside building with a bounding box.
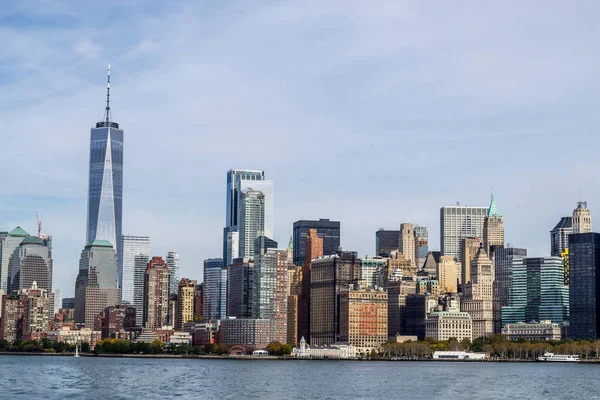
[119,235,150,326]
[339,288,388,353]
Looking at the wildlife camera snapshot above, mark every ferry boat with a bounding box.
[536,352,580,362]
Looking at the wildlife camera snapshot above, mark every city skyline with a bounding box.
[1,1,599,297]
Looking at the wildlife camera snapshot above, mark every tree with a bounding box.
[280,344,292,355]
[81,342,91,353]
[267,342,283,355]
[150,339,164,354]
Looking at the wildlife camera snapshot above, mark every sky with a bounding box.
[1,1,599,298]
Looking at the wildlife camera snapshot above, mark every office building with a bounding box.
[502,321,562,341]
[568,233,600,339]
[176,278,195,330]
[501,257,569,326]
[0,292,27,342]
[422,251,440,277]
[440,205,488,260]
[74,240,121,328]
[426,311,473,342]
[483,192,504,257]
[96,304,136,339]
[375,229,399,257]
[143,256,170,329]
[310,250,361,346]
[573,201,592,234]
[386,279,417,336]
[238,189,266,259]
[292,219,340,266]
[361,256,387,288]
[405,294,437,340]
[8,235,52,292]
[400,223,416,267]
[339,288,388,353]
[550,217,572,257]
[461,237,483,290]
[119,235,150,326]
[298,229,324,343]
[218,317,272,348]
[203,258,226,319]
[86,66,124,261]
[0,227,30,292]
[461,245,494,339]
[62,297,75,309]
[227,258,254,318]
[166,252,180,296]
[438,256,459,294]
[494,247,527,333]
[414,226,429,269]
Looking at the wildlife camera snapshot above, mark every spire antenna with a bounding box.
[104,64,111,124]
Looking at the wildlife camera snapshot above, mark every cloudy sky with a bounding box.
[1,1,599,297]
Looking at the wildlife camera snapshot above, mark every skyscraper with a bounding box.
[298,229,323,343]
[176,278,195,330]
[8,236,52,293]
[86,65,124,261]
[120,235,150,326]
[569,232,600,339]
[494,247,528,330]
[414,225,429,270]
[238,189,266,259]
[0,227,30,292]
[143,256,170,329]
[550,217,572,257]
[400,223,416,267]
[203,258,226,320]
[461,245,494,340]
[74,240,121,328]
[440,205,488,260]
[226,257,254,318]
[166,252,180,296]
[483,191,504,257]
[292,219,340,266]
[460,237,483,290]
[572,201,592,234]
[375,229,400,257]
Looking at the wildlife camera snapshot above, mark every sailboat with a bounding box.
[74,341,80,358]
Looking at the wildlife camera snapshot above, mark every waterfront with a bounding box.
[1,355,599,399]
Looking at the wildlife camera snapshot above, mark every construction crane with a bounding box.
[36,212,42,238]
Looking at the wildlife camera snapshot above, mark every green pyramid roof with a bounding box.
[89,239,114,248]
[9,226,29,237]
[487,191,502,218]
[21,236,45,245]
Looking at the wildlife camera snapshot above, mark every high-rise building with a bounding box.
[143,256,170,329]
[360,257,387,288]
[460,237,483,290]
[501,257,569,326]
[414,226,429,270]
[400,223,416,267]
[0,291,27,342]
[253,238,288,344]
[74,240,121,328]
[386,252,415,282]
[339,288,388,353]
[375,229,400,257]
[569,233,600,339]
[422,251,440,277]
[176,278,195,330]
[8,236,52,292]
[386,279,417,336]
[238,189,266,259]
[310,250,361,346]
[166,252,180,296]
[438,256,458,294]
[23,282,52,335]
[550,217,572,257]
[440,205,488,260]
[292,219,340,266]
[120,235,150,326]
[483,191,504,258]
[203,258,226,320]
[194,283,203,321]
[298,229,324,343]
[573,201,592,234]
[86,66,124,261]
[0,227,30,292]
[226,258,254,318]
[494,247,528,333]
[461,245,494,340]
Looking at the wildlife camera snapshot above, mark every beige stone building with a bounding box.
[425,311,472,342]
[461,245,494,339]
[144,256,170,329]
[438,256,458,294]
[461,237,483,290]
[387,251,415,280]
[339,288,388,353]
[176,278,195,329]
[400,223,416,267]
[483,192,504,257]
[572,201,592,234]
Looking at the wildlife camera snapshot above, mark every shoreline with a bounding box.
[1,352,599,363]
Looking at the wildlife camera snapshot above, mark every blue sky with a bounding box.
[1,1,599,297]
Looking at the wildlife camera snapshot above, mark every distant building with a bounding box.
[47,327,101,350]
[96,304,136,339]
[502,321,562,341]
[298,229,324,344]
[422,251,440,277]
[483,192,504,258]
[572,201,592,234]
[405,294,437,340]
[550,217,572,257]
[0,291,27,342]
[461,245,494,340]
[414,226,429,269]
[293,219,340,266]
[292,337,356,359]
[194,283,203,321]
[494,247,528,333]
[203,258,226,320]
[375,229,400,257]
[143,256,170,329]
[460,237,483,291]
[339,288,388,353]
[119,235,150,327]
[387,251,416,281]
[501,257,569,326]
[426,311,473,342]
[361,257,387,288]
[239,189,266,259]
[437,256,458,294]
[166,252,180,296]
[287,294,299,346]
[386,279,417,337]
[74,240,121,328]
[176,278,195,330]
[8,235,53,293]
[226,258,253,318]
[218,318,272,348]
[0,227,31,292]
[62,297,75,309]
[400,223,416,267]
[440,205,488,261]
[569,233,600,339]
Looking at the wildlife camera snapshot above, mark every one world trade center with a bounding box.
[86,65,124,260]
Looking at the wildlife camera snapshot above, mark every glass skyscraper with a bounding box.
[86,66,124,260]
[203,258,226,319]
[120,235,150,327]
[292,219,341,266]
[167,251,180,296]
[0,227,30,292]
[569,232,600,339]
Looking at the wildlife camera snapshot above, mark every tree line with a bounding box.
[0,338,90,353]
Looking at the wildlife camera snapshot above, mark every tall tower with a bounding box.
[483,191,504,258]
[86,65,124,261]
[399,223,416,267]
[440,205,488,260]
[573,201,592,234]
[461,244,494,340]
[166,252,180,296]
[120,235,150,327]
[298,229,324,343]
[143,256,170,329]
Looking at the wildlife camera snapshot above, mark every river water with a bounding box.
[1,355,598,399]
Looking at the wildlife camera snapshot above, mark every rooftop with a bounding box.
[89,239,114,248]
[9,226,29,237]
[20,236,45,246]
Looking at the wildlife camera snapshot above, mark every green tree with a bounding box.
[280,344,293,355]
[81,342,91,353]
[267,342,283,355]
[150,339,164,354]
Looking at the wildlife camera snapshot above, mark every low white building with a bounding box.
[502,320,562,341]
[426,311,472,342]
[292,337,356,359]
[433,351,487,360]
[169,331,192,345]
[46,327,101,349]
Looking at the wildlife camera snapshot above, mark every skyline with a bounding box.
[1,1,599,297]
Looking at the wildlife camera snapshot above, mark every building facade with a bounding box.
[400,223,416,267]
[143,256,170,329]
[550,217,572,257]
[176,278,195,330]
[292,219,340,266]
[440,205,488,261]
[572,201,592,234]
[218,318,272,348]
[8,236,53,293]
[414,226,429,270]
[298,229,324,343]
[437,256,458,294]
[483,192,504,258]
[119,235,150,326]
[569,233,600,339]
[460,237,483,291]
[226,258,253,318]
[375,229,400,257]
[461,245,494,340]
[339,288,388,353]
[425,311,473,342]
[386,279,417,337]
[203,258,226,320]
[0,227,30,292]
[360,257,387,288]
[166,252,180,296]
[238,189,265,259]
[502,321,562,341]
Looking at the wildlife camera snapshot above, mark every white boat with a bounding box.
[74,342,80,358]
[536,352,579,362]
